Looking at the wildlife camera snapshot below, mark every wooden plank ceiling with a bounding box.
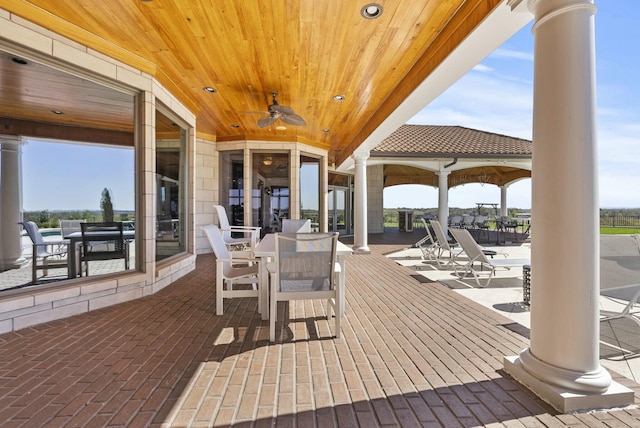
[1,0,501,165]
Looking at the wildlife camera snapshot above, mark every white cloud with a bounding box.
[491,48,534,62]
[472,64,493,73]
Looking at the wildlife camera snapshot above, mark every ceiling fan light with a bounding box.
[275,125,287,130]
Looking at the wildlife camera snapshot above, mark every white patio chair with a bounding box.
[449,227,529,288]
[20,221,69,283]
[462,214,475,229]
[449,215,462,228]
[600,283,640,327]
[269,232,340,342]
[202,224,261,315]
[416,218,438,262]
[473,215,491,242]
[213,205,261,252]
[430,220,464,267]
[59,219,85,238]
[282,219,311,233]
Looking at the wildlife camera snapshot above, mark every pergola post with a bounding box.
[500,185,508,217]
[436,168,450,236]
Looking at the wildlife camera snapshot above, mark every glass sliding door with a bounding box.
[328,173,352,235]
[155,110,186,261]
[300,155,320,232]
[252,152,289,235]
[219,151,245,226]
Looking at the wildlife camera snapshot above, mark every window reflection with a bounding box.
[0,140,135,291]
[300,155,320,232]
[219,151,245,226]
[252,152,289,235]
[155,111,186,261]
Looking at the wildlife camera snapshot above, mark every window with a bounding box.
[300,155,320,231]
[155,110,187,260]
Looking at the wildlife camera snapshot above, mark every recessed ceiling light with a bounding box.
[203,86,217,93]
[51,110,64,115]
[322,129,330,133]
[11,57,28,65]
[231,124,240,129]
[361,3,383,19]
[333,95,345,102]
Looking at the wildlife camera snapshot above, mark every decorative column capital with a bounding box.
[0,135,25,148]
[527,0,596,26]
[351,151,369,164]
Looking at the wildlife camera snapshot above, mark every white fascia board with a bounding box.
[338,1,533,172]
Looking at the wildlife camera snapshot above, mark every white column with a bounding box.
[500,185,508,217]
[0,136,26,270]
[504,0,633,412]
[352,151,370,254]
[436,170,450,236]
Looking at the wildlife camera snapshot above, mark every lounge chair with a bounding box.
[429,220,464,267]
[448,227,530,287]
[600,283,640,327]
[415,218,438,262]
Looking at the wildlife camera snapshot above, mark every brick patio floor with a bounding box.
[0,229,639,427]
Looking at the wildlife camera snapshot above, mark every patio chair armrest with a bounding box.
[217,257,260,268]
[226,226,261,233]
[33,240,68,247]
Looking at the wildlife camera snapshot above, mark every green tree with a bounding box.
[101,188,114,222]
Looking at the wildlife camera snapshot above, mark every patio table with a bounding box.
[253,233,353,320]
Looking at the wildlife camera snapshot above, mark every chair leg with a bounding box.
[269,277,277,342]
[216,265,224,315]
[335,285,342,339]
[32,251,37,283]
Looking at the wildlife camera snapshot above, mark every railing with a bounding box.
[600,215,640,228]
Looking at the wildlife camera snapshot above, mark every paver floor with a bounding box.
[0,228,638,427]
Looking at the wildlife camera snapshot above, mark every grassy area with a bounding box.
[600,227,640,235]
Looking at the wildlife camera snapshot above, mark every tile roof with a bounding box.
[373,124,532,157]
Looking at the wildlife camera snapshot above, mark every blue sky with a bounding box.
[385,0,640,209]
[22,1,638,211]
[22,141,134,211]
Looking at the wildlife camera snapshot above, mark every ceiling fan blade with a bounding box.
[280,113,307,126]
[257,115,278,128]
[270,104,294,115]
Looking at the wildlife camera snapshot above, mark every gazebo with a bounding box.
[368,124,532,230]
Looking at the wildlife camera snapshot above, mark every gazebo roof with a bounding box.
[369,124,532,188]
[372,124,532,158]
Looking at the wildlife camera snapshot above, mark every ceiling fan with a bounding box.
[243,92,307,128]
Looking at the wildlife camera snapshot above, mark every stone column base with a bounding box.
[504,356,634,413]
